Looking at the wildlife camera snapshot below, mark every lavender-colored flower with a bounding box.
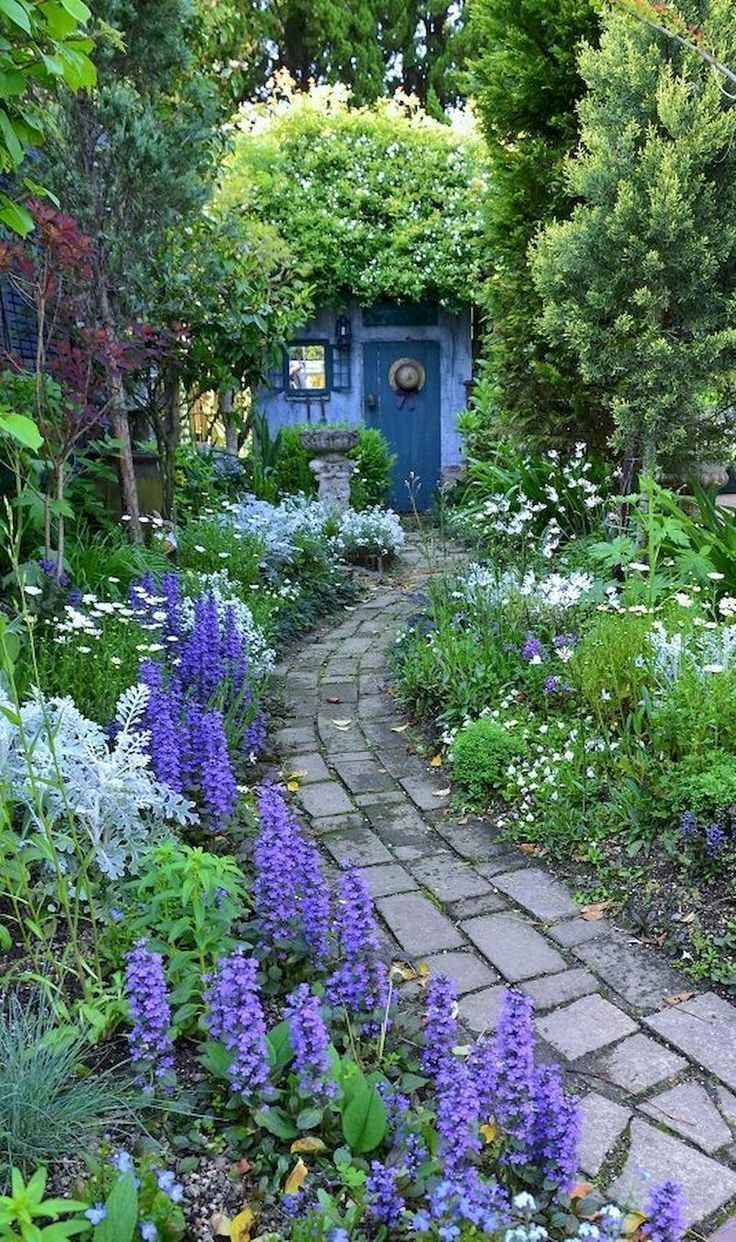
[543,675,561,694]
[200,708,238,828]
[326,866,388,1029]
[490,989,536,1165]
[110,1150,135,1174]
[84,1205,106,1225]
[140,1224,157,1241]
[365,1161,405,1227]
[155,1169,184,1203]
[205,948,270,1103]
[160,572,181,640]
[124,939,174,1087]
[139,660,182,792]
[705,820,726,856]
[530,1062,580,1191]
[402,1132,427,1179]
[179,592,222,701]
[434,1052,480,1174]
[554,632,578,649]
[421,975,458,1081]
[411,1171,509,1237]
[597,1205,625,1240]
[222,604,248,692]
[299,836,331,965]
[129,573,156,622]
[253,783,331,963]
[522,633,544,663]
[285,984,336,1104]
[679,810,698,840]
[243,710,266,761]
[645,1181,686,1242]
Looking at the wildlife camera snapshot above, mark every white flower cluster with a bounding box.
[180,570,275,678]
[520,569,596,612]
[224,495,334,567]
[480,492,545,539]
[333,507,405,560]
[451,562,519,609]
[0,684,196,881]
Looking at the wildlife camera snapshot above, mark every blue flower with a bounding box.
[84,1204,106,1225]
[140,1224,158,1241]
[110,1150,134,1174]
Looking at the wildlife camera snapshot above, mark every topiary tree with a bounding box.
[466,0,602,448]
[216,76,485,312]
[532,3,736,477]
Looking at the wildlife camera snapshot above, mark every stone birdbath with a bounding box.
[300,426,359,510]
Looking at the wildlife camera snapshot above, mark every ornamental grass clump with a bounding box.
[204,948,270,1104]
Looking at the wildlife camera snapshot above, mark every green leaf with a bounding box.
[296,1106,323,1130]
[95,1171,138,1242]
[0,0,31,34]
[253,1106,298,1140]
[340,1080,386,1153]
[199,1039,232,1080]
[0,412,42,450]
[266,1019,294,1071]
[60,0,90,20]
[0,194,33,235]
[0,106,23,165]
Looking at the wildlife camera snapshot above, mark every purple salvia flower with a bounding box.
[490,989,536,1166]
[402,1132,427,1179]
[326,866,388,1029]
[530,1062,581,1192]
[205,948,270,1103]
[299,837,331,965]
[285,984,336,1104]
[129,572,156,623]
[179,592,222,701]
[468,1033,496,1119]
[200,708,237,828]
[124,939,174,1088]
[421,975,458,1081]
[364,1161,405,1227]
[222,605,248,692]
[645,1181,686,1242]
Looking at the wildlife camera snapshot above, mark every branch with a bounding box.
[609,0,736,90]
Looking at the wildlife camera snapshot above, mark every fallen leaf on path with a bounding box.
[391,960,429,982]
[331,719,353,731]
[664,990,694,1006]
[291,1136,327,1154]
[433,787,451,797]
[326,695,341,704]
[284,1158,309,1196]
[429,754,443,767]
[211,1214,232,1237]
[622,1210,647,1237]
[286,780,300,792]
[570,1182,595,1201]
[231,1208,256,1241]
[580,901,612,921]
[518,843,543,856]
[391,724,409,733]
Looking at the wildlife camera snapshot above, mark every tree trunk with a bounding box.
[93,259,142,544]
[219,386,237,454]
[152,368,182,523]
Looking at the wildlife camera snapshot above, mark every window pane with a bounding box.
[288,343,327,391]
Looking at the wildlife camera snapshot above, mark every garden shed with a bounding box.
[259,299,473,510]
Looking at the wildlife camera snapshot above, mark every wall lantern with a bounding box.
[335,313,352,347]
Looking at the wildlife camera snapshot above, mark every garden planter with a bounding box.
[299,427,359,510]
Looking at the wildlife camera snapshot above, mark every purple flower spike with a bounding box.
[140,660,182,792]
[531,1062,581,1192]
[200,708,238,828]
[285,984,336,1105]
[124,939,174,1089]
[490,989,536,1165]
[645,1180,686,1242]
[253,783,331,964]
[364,1161,405,1227]
[421,975,458,1080]
[434,1052,480,1174]
[205,948,270,1103]
[326,866,388,1030]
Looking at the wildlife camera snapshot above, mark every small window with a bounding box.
[285,341,331,397]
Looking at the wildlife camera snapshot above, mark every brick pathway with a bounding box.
[269,533,736,1232]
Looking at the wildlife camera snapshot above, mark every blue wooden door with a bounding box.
[363,340,441,511]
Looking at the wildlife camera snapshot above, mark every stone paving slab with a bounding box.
[645,992,736,1091]
[269,533,736,1217]
[608,1119,736,1225]
[491,867,579,922]
[578,1093,632,1177]
[641,1082,732,1154]
[377,892,465,955]
[463,913,566,982]
[537,995,638,1061]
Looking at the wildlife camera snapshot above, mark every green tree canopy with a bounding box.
[466,0,601,447]
[216,78,485,311]
[532,2,736,471]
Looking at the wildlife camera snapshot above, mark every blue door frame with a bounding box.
[362,340,441,511]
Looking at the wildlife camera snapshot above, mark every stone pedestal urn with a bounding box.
[300,427,359,510]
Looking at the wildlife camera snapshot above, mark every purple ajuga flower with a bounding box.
[530,1062,580,1192]
[543,675,561,694]
[243,710,266,762]
[139,660,182,792]
[200,708,238,828]
[285,984,336,1104]
[365,1161,405,1227]
[124,939,174,1088]
[412,1170,510,1236]
[490,989,536,1166]
[645,1180,686,1242]
[434,1052,480,1175]
[554,632,578,649]
[253,783,331,963]
[326,866,388,1029]
[221,605,248,692]
[160,572,181,641]
[204,948,270,1103]
[522,633,543,663]
[179,592,222,701]
[705,820,726,856]
[468,1033,496,1119]
[679,810,698,840]
[421,975,458,1081]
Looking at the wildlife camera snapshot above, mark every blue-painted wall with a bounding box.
[257,300,472,482]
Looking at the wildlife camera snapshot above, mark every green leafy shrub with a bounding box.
[0,994,129,1176]
[672,754,736,820]
[571,611,653,725]
[450,716,526,804]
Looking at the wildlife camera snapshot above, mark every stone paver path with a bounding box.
[269,533,736,1233]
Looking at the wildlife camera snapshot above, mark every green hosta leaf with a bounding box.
[94,1171,138,1242]
[0,411,42,450]
[340,1079,386,1153]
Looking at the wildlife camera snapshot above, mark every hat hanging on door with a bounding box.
[388,357,426,394]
